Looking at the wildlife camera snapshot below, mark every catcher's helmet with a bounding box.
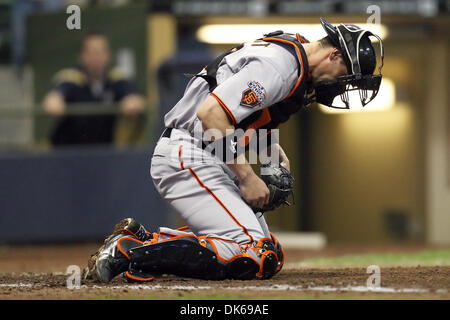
[314,18,384,109]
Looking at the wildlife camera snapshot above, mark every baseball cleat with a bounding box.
[94,233,130,283]
[83,218,149,282]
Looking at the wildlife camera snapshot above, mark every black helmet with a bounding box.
[319,18,382,76]
[358,36,377,75]
[313,18,385,109]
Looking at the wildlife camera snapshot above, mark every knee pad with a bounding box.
[224,238,281,280]
[270,232,285,273]
[226,255,260,280]
[254,239,279,279]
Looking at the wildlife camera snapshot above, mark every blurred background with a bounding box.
[0,0,448,246]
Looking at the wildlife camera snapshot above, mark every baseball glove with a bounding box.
[255,163,294,212]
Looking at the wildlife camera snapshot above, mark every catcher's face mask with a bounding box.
[314,18,385,109]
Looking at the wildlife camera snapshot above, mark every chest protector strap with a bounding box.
[195,44,244,92]
[261,31,309,100]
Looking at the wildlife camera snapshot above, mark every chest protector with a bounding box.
[196,31,313,132]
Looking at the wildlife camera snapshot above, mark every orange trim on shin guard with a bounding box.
[124,271,154,282]
[117,236,144,260]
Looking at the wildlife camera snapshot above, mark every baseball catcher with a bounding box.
[84,18,384,282]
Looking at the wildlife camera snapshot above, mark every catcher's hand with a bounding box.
[253,163,294,212]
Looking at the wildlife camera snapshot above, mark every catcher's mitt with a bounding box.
[255,163,294,212]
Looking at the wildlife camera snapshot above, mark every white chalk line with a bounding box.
[0,282,443,294]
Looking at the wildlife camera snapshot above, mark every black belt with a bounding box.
[161,127,173,139]
[159,127,268,159]
[160,127,208,150]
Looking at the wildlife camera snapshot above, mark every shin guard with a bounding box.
[125,235,282,281]
[127,235,227,280]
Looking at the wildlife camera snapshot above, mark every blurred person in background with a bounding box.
[42,32,145,146]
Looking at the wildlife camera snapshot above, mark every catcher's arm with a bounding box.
[229,154,270,209]
[197,95,270,209]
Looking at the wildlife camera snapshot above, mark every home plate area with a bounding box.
[0,243,449,299]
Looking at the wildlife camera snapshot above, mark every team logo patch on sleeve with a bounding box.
[240,81,266,108]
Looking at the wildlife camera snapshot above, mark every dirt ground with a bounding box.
[0,243,449,300]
